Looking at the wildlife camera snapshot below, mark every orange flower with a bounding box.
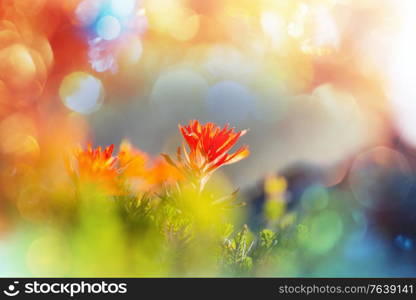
[148,158,184,187]
[118,140,149,178]
[118,140,182,191]
[69,144,120,194]
[163,120,249,189]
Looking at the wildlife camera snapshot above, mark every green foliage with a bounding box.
[221,225,279,276]
[10,176,305,277]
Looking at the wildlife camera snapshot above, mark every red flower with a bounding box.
[163,120,249,188]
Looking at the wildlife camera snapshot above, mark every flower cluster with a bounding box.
[68,141,181,195]
[69,120,249,195]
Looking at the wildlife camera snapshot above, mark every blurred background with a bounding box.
[1,0,416,277]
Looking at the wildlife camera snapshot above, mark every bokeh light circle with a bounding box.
[96,15,122,41]
[150,69,208,118]
[59,72,104,114]
[301,185,329,212]
[348,147,412,208]
[299,210,343,255]
[206,81,255,124]
[111,0,136,17]
[75,0,102,27]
